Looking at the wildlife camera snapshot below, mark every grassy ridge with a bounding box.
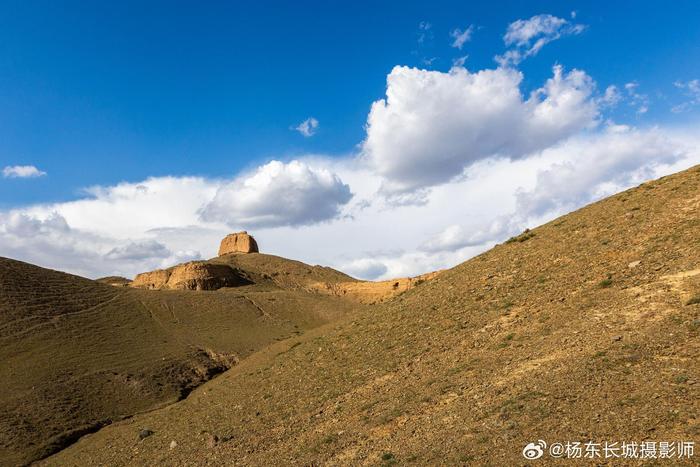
[0,256,358,465]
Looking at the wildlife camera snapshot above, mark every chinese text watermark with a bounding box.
[522,440,694,460]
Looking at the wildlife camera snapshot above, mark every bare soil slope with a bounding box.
[46,165,700,465]
[0,257,358,466]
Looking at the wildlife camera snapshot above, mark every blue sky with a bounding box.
[2,1,699,206]
[1,2,700,279]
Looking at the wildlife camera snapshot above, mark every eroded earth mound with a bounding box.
[131,262,249,291]
[218,231,259,255]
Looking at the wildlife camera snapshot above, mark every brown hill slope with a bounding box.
[46,165,700,465]
[131,252,436,304]
[130,253,356,291]
[199,252,356,290]
[0,256,358,466]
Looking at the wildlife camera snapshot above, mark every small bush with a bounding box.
[686,295,700,306]
[598,275,614,288]
[381,452,395,461]
[505,229,536,244]
[675,374,689,384]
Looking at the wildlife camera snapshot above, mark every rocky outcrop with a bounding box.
[131,269,171,290]
[166,262,247,290]
[218,231,259,256]
[131,262,248,291]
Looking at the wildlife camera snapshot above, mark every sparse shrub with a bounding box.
[675,374,689,384]
[686,295,700,306]
[505,229,536,244]
[618,395,640,406]
[598,275,614,288]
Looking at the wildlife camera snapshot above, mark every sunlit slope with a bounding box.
[0,257,357,466]
[48,165,700,465]
[209,252,357,289]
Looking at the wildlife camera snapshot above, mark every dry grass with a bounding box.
[0,256,358,465]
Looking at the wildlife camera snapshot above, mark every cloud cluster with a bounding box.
[362,64,598,196]
[624,82,650,114]
[417,21,432,45]
[513,126,684,219]
[294,117,319,137]
[419,125,691,258]
[672,79,700,113]
[0,211,199,278]
[450,25,474,49]
[2,165,46,178]
[496,14,585,66]
[200,160,352,228]
[0,161,353,278]
[421,221,510,253]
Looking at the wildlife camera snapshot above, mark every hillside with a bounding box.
[208,252,356,290]
[0,255,359,466]
[44,165,700,465]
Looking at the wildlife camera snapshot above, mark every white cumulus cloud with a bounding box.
[2,165,46,178]
[200,160,352,228]
[362,64,598,197]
